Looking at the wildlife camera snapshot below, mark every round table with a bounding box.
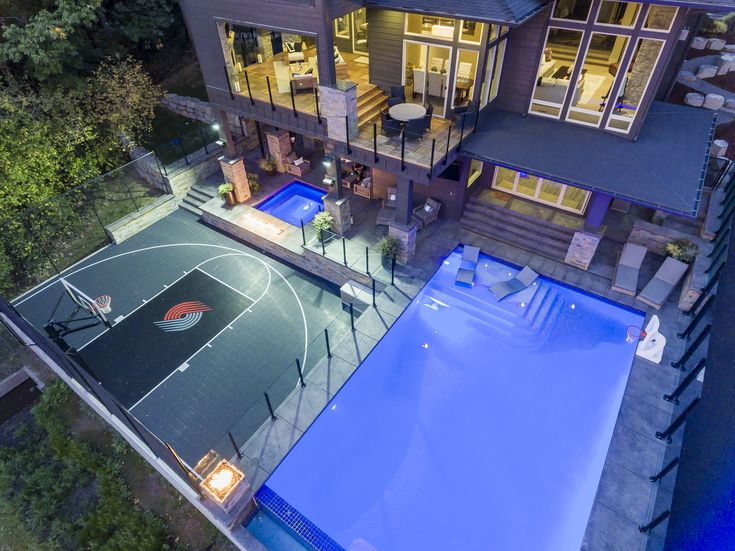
[389,103,427,122]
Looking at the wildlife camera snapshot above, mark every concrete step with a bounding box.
[183,195,206,209]
[190,185,217,200]
[460,212,571,261]
[187,189,213,205]
[465,197,577,241]
[178,202,202,217]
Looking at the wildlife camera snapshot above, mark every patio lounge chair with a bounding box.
[636,257,690,310]
[456,246,481,286]
[489,266,539,300]
[412,198,441,229]
[611,242,647,296]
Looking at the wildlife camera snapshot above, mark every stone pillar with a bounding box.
[265,129,292,173]
[395,176,414,226]
[319,83,358,143]
[315,22,337,86]
[323,155,343,200]
[584,192,612,231]
[389,221,418,264]
[323,195,352,235]
[564,230,604,271]
[217,109,237,158]
[219,156,251,202]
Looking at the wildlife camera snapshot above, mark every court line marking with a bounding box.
[15,242,310,410]
[129,258,274,411]
[194,266,256,302]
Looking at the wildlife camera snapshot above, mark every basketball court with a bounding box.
[14,210,349,464]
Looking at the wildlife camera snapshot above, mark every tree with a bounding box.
[0,0,102,80]
[86,56,162,146]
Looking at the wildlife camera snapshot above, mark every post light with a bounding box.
[201,459,245,503]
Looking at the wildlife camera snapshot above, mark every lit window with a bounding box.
[595,1,641,28]
[530,28,584,118]
[552,0,593,22]
[644,5,677,32]
[460,20,484,44]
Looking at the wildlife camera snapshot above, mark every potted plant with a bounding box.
[312,211,334,242]
[248,173,261,194]
[259,155,278,176]
[665,239,699,264]
[379,236,400,268]
[218,183,236,206]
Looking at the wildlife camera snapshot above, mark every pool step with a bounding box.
[523,284,549,322]
[530,292,563,334]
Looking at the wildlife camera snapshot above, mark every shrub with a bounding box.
[259,155,278,174]
[248,173,261,193]
[665,239,699,264]
[217,183,233,197]
[703,16,728,36]
[379,236,400,258]
[312,211,334,240]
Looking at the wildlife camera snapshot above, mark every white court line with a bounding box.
[129,260,273,411]
[13,241,310,413]
[195,267,256,303]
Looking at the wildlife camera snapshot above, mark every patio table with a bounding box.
[389,103,427,122]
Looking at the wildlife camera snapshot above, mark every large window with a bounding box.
[460,20,484,44]
[532,0,678,133]
[492,167,590,213]
[530,28,584,118]
[566,32,630,126]
[480,40,507,107]
[405,14,456,40]
[605,37,664,133]
[452,49,479,107]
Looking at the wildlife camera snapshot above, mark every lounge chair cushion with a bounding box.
[637,257,689,309]
[489,266,539,299]
[619,243,647,267]
[456,267,475,286]
[612,265,639,293]
[462,246,480,264]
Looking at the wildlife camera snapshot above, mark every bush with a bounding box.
[703,16,728,36]
[379,236,400,258]
[312,211,334,240]
[259,155,278,174]
[217,183,234,197]
[665,239,699,264]
[248,173,260,193]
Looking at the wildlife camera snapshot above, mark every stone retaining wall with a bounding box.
[105,195,178,244]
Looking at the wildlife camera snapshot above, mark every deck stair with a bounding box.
[357,84,388,129]
[179,185,215,216]
[460,197,576,262]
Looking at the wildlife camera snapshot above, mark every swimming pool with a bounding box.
[255,181,326,227]
[256,248,644,551]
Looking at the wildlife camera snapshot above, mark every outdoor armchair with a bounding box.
[412,198,441,229]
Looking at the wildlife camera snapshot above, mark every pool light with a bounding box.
[571,304,576,309]
[422,343,429,349]
[201,460,244,503]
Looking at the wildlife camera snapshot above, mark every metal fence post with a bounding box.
[349,302,355,331]
[401,131,406,171]
[264,392,277,420]
[300,219,306,246]
[266,76,275,111]
[458,114,466,151]
[342,238,347,266]
[638,511,670,534]
[346,116,352,154]
[391,255,396,285]
[290,82,298,117]
[677,297,713,340]
[443,125,451,165]
[223,65,234,99]
[198,127,210,154]
[121,175,140,211]
[372,277,376,307]
[228,431,243,459]
[428,138,436,179]
[671,325,711,368]
[664,359,706,404]
[325,329,332,358]
[295,358,306,387]
[365,246,370,274]
[685,265,722,316]
[245,71,254,105]
[655,398,700,443]
[649,457,679,483]
[315,89,322,124]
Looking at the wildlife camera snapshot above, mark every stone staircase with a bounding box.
[460,196,576,262]
[179,185,216,216]
[357,84,388,129]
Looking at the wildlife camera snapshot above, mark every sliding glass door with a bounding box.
[492,167,590,214]
[402,40,452,117]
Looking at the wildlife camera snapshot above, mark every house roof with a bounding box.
[460,101,717,217]
[364,0,549,25]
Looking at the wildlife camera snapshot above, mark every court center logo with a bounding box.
[154,301,212,332]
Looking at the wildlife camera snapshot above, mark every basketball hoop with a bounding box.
[94,295,112,314]
[626,326,646,344]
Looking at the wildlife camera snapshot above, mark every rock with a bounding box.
[717,53,735,75]
[711,139,729,157]
[696,64,719,79]
[708,38,727,51]
[726,98,735,109]
[725,44,735,53]
[678,70,697,82]
[684,92,705,107]
[703,93,725,110]
[691,36,708,50]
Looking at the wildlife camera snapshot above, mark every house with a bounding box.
[180,0,727,267]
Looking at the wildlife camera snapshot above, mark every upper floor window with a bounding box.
[595,1,641,28]
[405,14,456,40]
[552,0,593,22]
[460,20,484,44]
[334,16,349,38]
[644,5,677,32]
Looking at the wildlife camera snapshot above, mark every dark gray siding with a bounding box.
[493,6,550,114]
[367,8,404,90]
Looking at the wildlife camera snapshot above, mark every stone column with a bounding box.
[319,83,358,143]
[219,156,251,202]
[323,196,352,235]
[217,109,237,158]
[564,230,603,271]
[323,155,343,200]
[584,192,612,231]
[390,176,417,263]
[265,129,292,172]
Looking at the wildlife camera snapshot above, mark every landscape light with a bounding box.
[201,460,244,503]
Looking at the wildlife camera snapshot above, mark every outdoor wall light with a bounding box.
[212,123,221,131]
[322,154,335,168]
[201,460,244,503]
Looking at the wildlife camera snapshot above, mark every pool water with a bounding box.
[256,181,326,227]
[255,249,643,551]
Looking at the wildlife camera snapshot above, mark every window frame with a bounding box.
[491,167,591,214]
[593,1,642,30]
[642,4,678,33]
